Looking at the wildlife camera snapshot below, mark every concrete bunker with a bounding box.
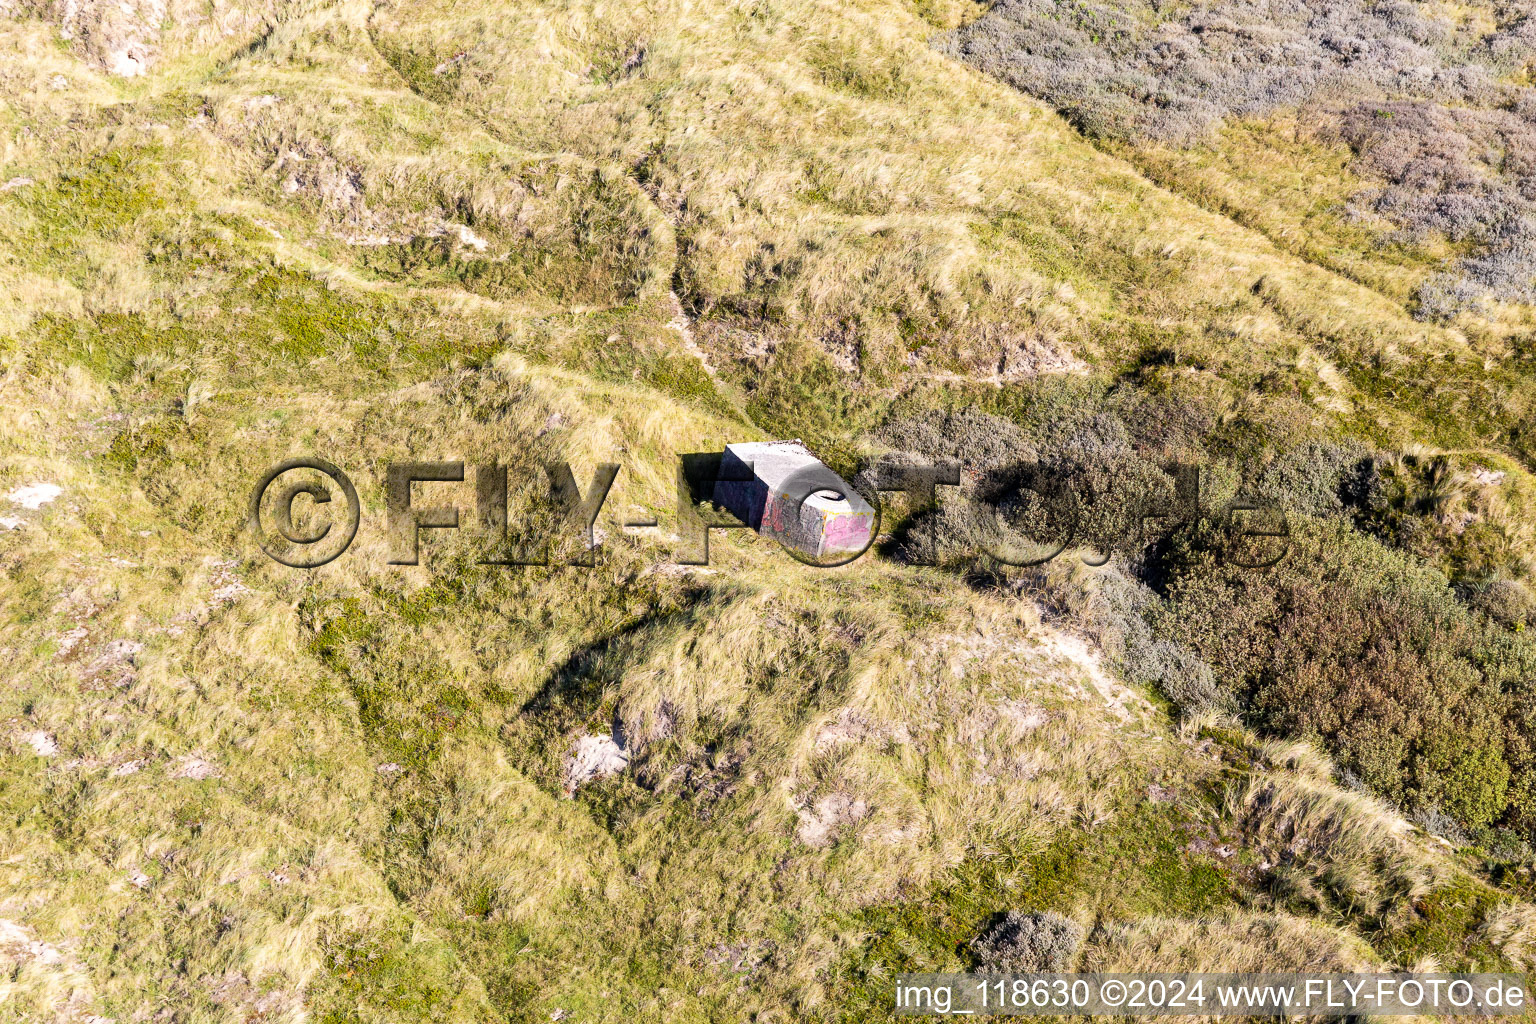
[711,440,876,561]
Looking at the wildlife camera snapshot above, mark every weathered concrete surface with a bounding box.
[714,440,875,559]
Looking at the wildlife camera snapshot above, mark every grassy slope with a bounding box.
[0,0,1533,1021]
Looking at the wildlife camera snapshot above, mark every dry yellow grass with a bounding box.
[0,0,1533,1019]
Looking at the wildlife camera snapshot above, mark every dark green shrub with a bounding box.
[1157,517,1533,830]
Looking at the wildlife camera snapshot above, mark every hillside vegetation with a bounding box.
[944,0,1536,319]
[0,0,1535,1019]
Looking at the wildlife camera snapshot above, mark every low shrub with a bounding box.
[938,0,1498,147]
[1157,516,1536,830]
[878,407,1038,471]
[1469,576,1536,629]
[885,395,1534,832]
[1338,101,1536,315]
[938,0,1536,317]
[971,911,1085,974]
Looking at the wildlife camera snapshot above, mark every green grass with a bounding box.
[844,800,1245,980]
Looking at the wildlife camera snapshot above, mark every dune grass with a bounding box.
[1,0,1535,1018]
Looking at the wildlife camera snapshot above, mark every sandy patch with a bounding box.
[6,483,61,509]
[562,731,629,793]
